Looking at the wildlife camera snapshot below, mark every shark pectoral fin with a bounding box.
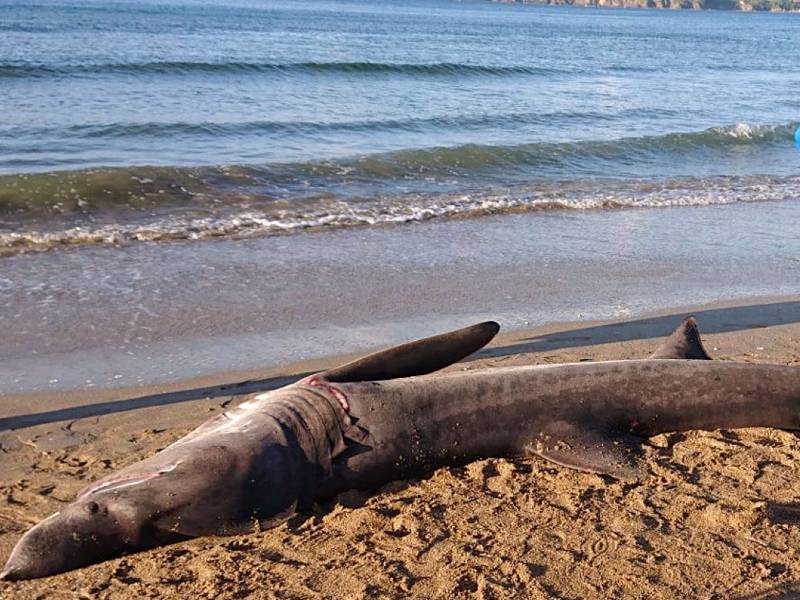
[322,321,500,383]
[330,416,374,460]
[342,419,372,447]
[649,315,712,360]
[527,422,644,481]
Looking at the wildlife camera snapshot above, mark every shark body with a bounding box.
[3,317,799,580]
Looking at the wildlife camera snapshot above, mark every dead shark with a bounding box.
[3,316,799,580]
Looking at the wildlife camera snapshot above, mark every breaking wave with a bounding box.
[0,60,570,79]
[1,120,796,255]
[2,174,799,256]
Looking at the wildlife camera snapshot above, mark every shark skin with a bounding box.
[327,357,800,490]
[3,317,800,580]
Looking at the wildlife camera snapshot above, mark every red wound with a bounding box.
[304,377,350,412]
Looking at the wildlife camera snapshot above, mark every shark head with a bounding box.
[0,441,286,580]
[0,494,154,581]
[1,321,505,580]
[0,453,221,581]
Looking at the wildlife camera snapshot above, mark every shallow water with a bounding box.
[1,0,799,253]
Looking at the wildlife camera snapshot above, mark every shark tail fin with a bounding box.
[650,315,712,360]
[321,321,500,383]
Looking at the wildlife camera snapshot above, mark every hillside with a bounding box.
[498,0,800,11]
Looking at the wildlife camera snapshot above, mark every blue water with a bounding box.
[1,0,799,253]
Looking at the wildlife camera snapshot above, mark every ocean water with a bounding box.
[1,0,799,254]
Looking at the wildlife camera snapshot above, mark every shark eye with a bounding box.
[86,501,99,514]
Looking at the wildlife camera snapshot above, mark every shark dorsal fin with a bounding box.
[650,316,712,360]
[322,321,500,383]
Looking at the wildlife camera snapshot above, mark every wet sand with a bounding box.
[4,199,800,397]
[3,297,800,599]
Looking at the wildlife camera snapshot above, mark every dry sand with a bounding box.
[2,298,800,599]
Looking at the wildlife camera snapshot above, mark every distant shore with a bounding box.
[496,0,800,12]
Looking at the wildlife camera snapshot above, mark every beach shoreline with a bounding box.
[4,197,800,398]
[2,295,800,598]
[2,291,799,424]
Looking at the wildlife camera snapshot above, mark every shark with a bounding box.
[3,316,799,580]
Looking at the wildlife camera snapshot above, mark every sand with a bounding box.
[2,298,800,599]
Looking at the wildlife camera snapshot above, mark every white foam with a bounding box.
[3,175,799,256]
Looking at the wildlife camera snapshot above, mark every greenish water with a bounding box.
[1,0,799,253]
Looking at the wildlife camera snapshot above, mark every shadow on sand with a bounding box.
[0,373,311,433]
[726,502,800,599]
[731,582,800,600]
[470,300,800,360]
[2,300,798,433]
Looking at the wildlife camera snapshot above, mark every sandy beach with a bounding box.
[3,297,800,599]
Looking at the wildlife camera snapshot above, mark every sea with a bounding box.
[1,0,799,395]
[1,0,799,253]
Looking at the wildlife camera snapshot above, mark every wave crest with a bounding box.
[2,175,798,256]
[0,60,568,79]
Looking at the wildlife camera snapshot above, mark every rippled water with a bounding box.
[1,0,799,254]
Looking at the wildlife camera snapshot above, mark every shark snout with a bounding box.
[0,527,77,581]
[0,559,25,581]
[0,511,83,581]
[0,566,14,581]
[0,501,136,581]
[0,519,55,581]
